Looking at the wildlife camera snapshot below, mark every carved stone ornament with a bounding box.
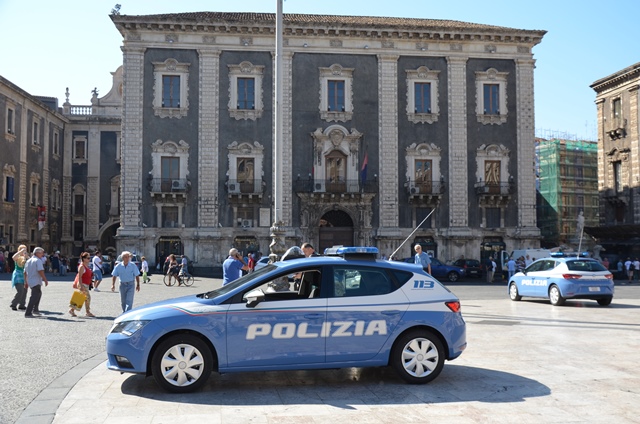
[202,35,216,44]
[606,147,630,162]
[228,61,265,121]
[310,125,363,167]
[152,58,191,119]
[406,66,440,124]
[381,40,394,48]
[330,40,343,47]
[151,139,190,154]
[227,140,265,156]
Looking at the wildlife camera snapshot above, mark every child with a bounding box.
[141,256,149,283]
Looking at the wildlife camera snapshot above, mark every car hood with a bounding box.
[114,294,227,323]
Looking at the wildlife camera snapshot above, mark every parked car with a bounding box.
[404,257,466,282]
[254,256,270,271]
[106,246,467,393]
[452,259,483,279]
[508,257,614,306]
[115,253,142,271]
[100,255,113,275]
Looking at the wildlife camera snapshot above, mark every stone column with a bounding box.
[197,49,221,229]
[377,54,400,229]
[515,59,537,228]
[86,127,100,241]
[628,85,640,223]
[595,98,605,226]
[446,56,469,227]
[118,46,146,241]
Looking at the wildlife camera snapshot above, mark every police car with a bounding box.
[508,256,614,306]
[106,247,467,393]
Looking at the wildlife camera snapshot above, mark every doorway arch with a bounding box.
[318,209,354,252]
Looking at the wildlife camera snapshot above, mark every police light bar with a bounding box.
[323,246,379,260]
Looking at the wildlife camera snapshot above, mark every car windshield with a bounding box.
[203,264,277,299]
[566,260,607,272]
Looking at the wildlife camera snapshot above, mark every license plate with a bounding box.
[470,271,478,275]
[588,287,601,292]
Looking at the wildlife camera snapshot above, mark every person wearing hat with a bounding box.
[222,248,248,286]
[24,247,49,317]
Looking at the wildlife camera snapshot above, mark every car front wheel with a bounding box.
[447,271,459,282]
[151,334,213,393]
[391,330,445,384]
[549,285,565,306]
[509,283,522,301]
[597,297,612,306]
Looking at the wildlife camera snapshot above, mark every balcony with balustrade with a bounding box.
[474,181,513,207]
[406,180,445,206]
[225,179,266,200]
[147,178,190,200]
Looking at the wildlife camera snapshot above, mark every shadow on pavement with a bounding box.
[120,365,550,406]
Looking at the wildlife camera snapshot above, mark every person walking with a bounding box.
[24,247,49,317]
[222,248,248,286]
[625,257,633,282]
[10,245,29,311]
[486,257,495,283]
[92,250,104,291]
[111,251,141,313]
[69,252,95,317]
[141,256,149,283]
[507,257,516,279]
[50,251,60,276]
[414,244,432,275]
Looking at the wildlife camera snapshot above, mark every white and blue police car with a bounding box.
[508,256,614,306]
[106,246,467,393]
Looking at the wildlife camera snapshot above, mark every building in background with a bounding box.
[110,11,545,270]
[588,62,640,260]
[535,138,599,248]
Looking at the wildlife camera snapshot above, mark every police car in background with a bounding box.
[106,247,467,393]
[508,256,614,306]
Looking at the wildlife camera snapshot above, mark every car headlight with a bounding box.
[110,320,150,336]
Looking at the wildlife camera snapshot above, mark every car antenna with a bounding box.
[389,208,436,260]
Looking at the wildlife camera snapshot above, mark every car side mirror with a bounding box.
[245,289,265,308]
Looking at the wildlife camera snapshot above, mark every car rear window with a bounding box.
[566,260,607,272]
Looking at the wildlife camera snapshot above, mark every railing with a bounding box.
[474,182,513,195]
[148,178,190,193]
[406,180,445,195]
[69,106,93,115]
[226,179,266,195]
[293,179,378,193]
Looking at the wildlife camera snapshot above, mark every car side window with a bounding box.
[332,267,395,298]
[242,268,323,302]
[525,261,543,272]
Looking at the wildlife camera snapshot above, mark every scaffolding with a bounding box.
[536,139,598,246]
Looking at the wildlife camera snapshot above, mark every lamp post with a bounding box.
[269,0,286,261]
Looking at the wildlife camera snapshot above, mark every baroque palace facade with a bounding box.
[1,12,546,270]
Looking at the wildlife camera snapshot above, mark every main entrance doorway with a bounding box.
[318,210,354,252]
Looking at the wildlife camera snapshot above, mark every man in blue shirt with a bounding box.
[414,244,432,275]
[223,248,248,286]
[111,251,141,313]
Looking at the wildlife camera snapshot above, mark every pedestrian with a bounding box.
[625,257,633,282]
[92,250,104,291]
[69,252,95,317]
[414,244,432,274]
[634,258,640,282]
[166,254,180,285]
[9,244,29,311]
[301,243,320,258]
[59,255,68,276]
[111,251,141,313]
[24,247,49,317]
[507,257,516,279]
[602,257,610,270]
[51,251,60,276]
[524,254,533,267]
[0,250,5,273]
[222,248,248,286]
[180,255,188,274]
[141,256,149,283]
[486,257,495,283]
[617,259,624,279]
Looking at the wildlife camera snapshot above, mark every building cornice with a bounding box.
[590,61,640,93]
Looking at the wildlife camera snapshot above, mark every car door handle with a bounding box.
[381,310,400,316]
[304,314,323,319]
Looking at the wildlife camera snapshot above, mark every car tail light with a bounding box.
[562,274,582,280]
[445,301,461,313]
[604,273,613,280]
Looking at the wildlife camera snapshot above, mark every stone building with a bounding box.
[106,12,545,270]
[0,76,68,254]
[588,62,640,259]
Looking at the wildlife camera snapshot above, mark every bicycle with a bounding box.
[163,269,193,287]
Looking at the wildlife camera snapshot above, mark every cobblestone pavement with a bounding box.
[2,274,639,423]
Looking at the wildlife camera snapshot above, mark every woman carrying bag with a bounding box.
[10,245,29,310]
[69,252,95,317]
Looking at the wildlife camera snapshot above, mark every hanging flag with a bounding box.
[37,206,46,230]
[360,153,368,183]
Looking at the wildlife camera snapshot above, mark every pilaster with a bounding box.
[281,51,294,225]
[515,59,537,228]
[119,46,146,234]
[628,85,640,223]
[17,99,29,242]
[197,49,221,229]
[61,127,73,243]
[86,127,100,240]
[40,118,50,241]
[377,54,399,228]
[446,56,468,227]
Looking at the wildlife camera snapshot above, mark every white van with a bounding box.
[500,248,552,277]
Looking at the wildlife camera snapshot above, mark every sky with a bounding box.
[0,0,638,141]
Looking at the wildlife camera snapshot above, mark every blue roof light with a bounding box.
[324,246,379,257]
